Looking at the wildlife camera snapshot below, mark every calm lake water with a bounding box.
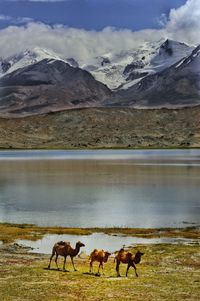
[0,149,200,228]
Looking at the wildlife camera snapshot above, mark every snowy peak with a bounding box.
[0,47,65,76]
[150,39,193,72]
[115,43,200,108]
[85,38,194,90]
[158,39,190,57]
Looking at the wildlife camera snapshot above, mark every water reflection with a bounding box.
[17,233,198,255]
[0,150,200,227]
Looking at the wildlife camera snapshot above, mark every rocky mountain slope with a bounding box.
[0,106,199,149]
[0,58,112,116]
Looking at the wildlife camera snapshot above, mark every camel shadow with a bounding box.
[43,267,69,272]
[82,272,105,277]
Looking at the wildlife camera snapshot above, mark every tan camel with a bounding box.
[115,249,144,277]
[48,240,85,271]
[89,249,111,275]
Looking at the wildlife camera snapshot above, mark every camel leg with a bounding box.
[55,253,59,270]
[97,262,101,275]
[126,263,131,277]
[48,253,54,269]
[63,256,67,271]
[89,260,93,273]
[70,256,77,271]
[132,263,138,277]
[116,260,121,277]
[101,262,105,275]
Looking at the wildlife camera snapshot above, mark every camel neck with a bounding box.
[134,254,141,264]
[74,244,80,255]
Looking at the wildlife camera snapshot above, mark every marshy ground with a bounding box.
[0,223,199,301]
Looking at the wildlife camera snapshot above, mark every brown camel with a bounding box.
[48,240,85,271]
[115,248,144,277]
[89,249,111,275]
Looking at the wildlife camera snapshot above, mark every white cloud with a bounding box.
[157,13,168,27]
[165,0,200,45]
[0,14,33,24]
[0,15,12,21]
[0,23,166,62]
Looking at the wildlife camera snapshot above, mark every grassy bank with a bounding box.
[0,223,199,243]
[0,241,199,301]
[0,224,199,300]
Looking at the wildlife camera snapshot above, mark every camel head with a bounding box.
[103,251,111,262]
[134,250,144,264]
[105,251,111,257]
[76,241,85,248]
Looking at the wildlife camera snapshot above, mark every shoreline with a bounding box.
[1,222,199,244]
[1,146,200,150]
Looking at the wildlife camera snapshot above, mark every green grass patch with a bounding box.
[0,243,199,301]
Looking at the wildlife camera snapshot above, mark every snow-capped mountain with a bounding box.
[114,44,200,107]
[83,39,194,90]
[0,47,79,77]
[0,39,193,90]
[0,38,199,116]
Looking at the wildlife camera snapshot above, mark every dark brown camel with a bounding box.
[115,249,144,277]
[48,240,85,271]
[89,249,111,275]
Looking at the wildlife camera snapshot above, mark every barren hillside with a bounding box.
[0,106,199,149]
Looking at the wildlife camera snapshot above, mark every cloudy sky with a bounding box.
[0,0,186,30]
[0,0,199,60]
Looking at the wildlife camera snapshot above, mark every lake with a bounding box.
[0,149,200,228]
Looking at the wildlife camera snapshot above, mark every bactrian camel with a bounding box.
[115,249,144,277]
[48,240,85,271]
[89,249,111,275]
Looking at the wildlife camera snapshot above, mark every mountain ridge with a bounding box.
[0,58,113,116]
[0,38,199,117]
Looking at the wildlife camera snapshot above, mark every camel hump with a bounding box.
[93,249,99,253]
[57,241,70,246]
[98,250,105,256]
[127,252,133,258]
[90,249,98,255]
[90,249,100,259]
[119,248,125,253]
